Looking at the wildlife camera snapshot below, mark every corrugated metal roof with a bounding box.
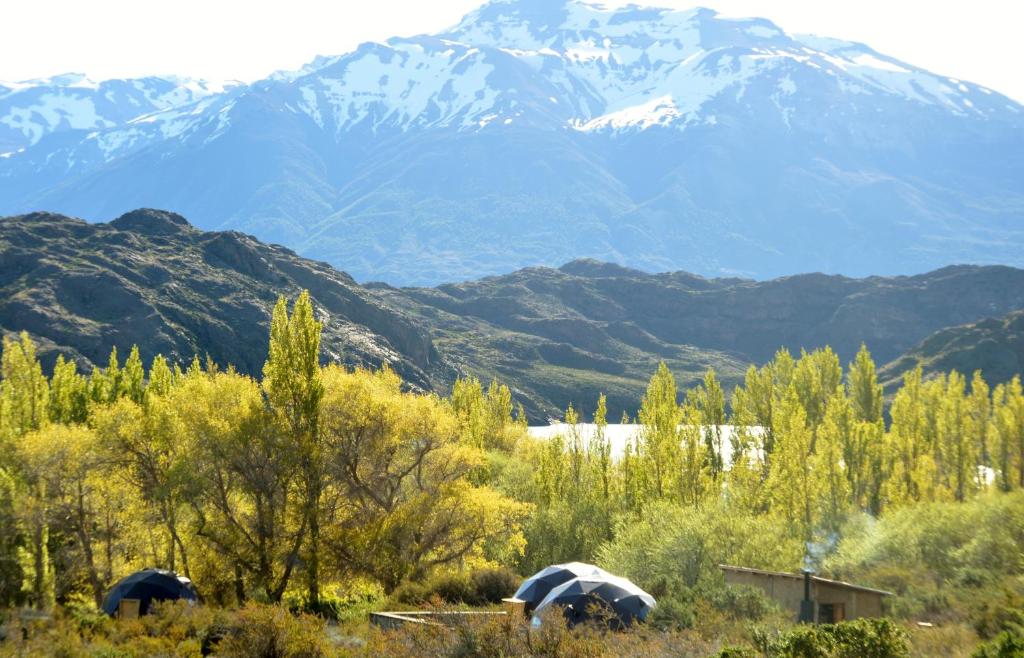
[718,564,894,597]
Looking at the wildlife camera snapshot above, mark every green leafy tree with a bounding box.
[792,347,843,431]
[848,344,883,423]
[992,377,1024,491]
[688,368,727,475]
[48,356,88,425]
[0,332,49,449]
[637,362,682,501]
[319,367,528,590]
[176,371,302,602]
[121,345,146,404]
[765,389,823,540]
[263,291,325,608]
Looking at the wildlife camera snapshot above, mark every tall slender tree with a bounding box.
[263,291,324,609]
[848,344,883,424]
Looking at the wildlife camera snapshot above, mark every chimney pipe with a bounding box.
[799,569,815,623]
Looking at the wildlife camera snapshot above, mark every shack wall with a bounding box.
[722,571,884,622]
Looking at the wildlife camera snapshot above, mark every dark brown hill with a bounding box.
[4,210,1024,420]
[0,209,449,390]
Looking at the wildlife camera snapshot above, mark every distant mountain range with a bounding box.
[2,0,1023,285]
[4,209,1023,419]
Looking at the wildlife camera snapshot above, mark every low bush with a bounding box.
[646,594,695,630]
[470,567,520,605]
[756,618,910,658]
[285,578,386,622]
[972,630,1024,658]
[708,584,777,621]
[392,567,519,607]
[214,603,330,658]
[971,586,1024,640]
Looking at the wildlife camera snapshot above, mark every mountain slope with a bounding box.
[1,0,1022,284]
[3,210,1024,420]
[0,209,446,390]
[375,259,1024,417]
[880,310,1024,390]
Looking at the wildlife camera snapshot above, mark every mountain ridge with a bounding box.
[880,310,1024,391]
[1,0,1022,286]
[3,208,1024,419]
[0,208,449,391]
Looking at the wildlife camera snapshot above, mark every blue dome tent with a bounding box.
[101,569,198,617]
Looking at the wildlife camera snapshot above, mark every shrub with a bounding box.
[393,568,519,607]
[907,622,980,658]
[61,591,109,636]
[971,587,1024,640]
[646,594,695,631]
[708,584,777,621]
[713,648,759,658]
[285,578,386,621]
[972,630,1024,658]
[430,573,476,606]
[470,567,519,605]
[214,603,329,658]
[758,618,910,658]
[827,618,910,658]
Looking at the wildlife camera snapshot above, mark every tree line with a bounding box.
[514,346,1024,575]
[0,293,529,611]
[1,291,1022,617]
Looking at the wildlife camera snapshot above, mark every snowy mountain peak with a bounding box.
[0,0,1022,288]
[0,74,237,151]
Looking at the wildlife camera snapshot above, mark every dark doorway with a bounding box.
[818,603,846,624]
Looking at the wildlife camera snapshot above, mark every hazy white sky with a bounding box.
[3,0,1022,101]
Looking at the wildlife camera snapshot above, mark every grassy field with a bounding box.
[0,599,995,658]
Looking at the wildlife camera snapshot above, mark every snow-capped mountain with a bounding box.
[0,73,236,153]
[1,0,1022,285]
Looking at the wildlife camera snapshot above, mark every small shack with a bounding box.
[719,565,892,623]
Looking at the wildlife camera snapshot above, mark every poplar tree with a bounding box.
[591,394,613,541]
[147,355,175,399]
[103,347,122,404]
[48,355,88,425]
[992,377,1024,491]
[885,367,926,506]
[967,371,992,467]
[939,372,977,502]
[766,389,823,541]
[0,334,53,609]
[815,402,851,532]
[848,344,883,423]
[792,347,843,431]
[0,332,50,447]
[689,368,726,475]
[637,362,682,500]
[263,291,324,609]
[121,345,146,404]
[731,349,795,463]
[678,404,712,506]
[0,466,24,607]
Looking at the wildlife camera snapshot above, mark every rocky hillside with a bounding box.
[0,209,448,390]
[376,259,1024,418]
[3,210,1024,419]
[880,310,1024,391]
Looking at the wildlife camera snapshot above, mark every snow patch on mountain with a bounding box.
[0,74,238,149]
[2,0,1022,172]
[291,39,517,132]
